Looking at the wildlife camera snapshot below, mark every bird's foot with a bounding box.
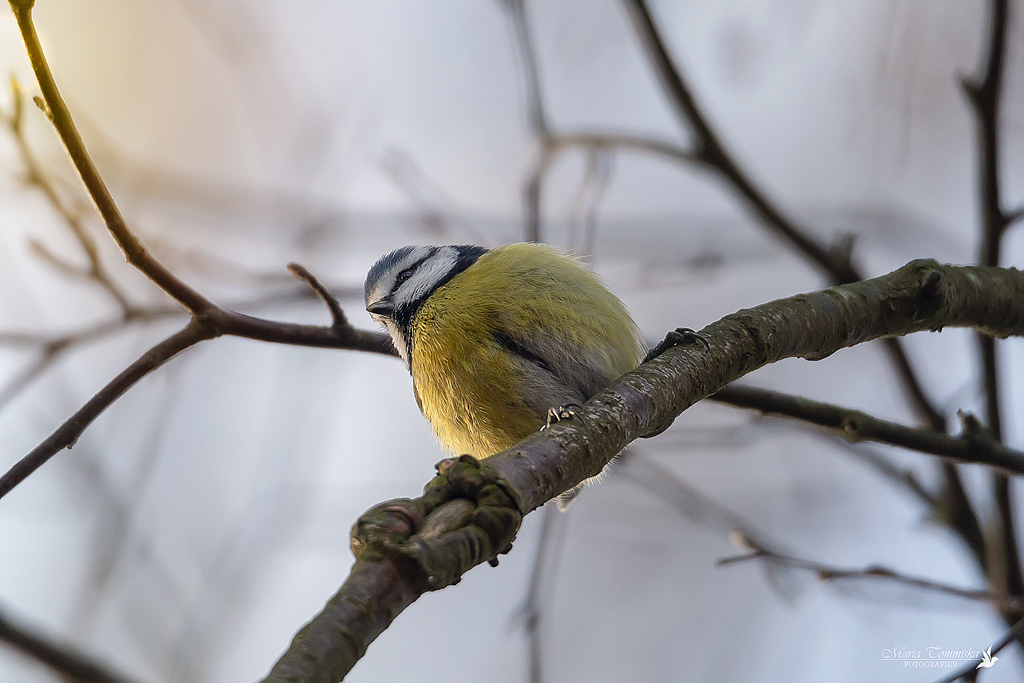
[643,327,710,363]
[541,403,584,430]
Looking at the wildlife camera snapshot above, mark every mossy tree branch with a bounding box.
[261,259,1024,682]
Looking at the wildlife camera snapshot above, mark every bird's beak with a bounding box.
[366,299,395,316]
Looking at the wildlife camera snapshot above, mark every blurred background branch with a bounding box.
[0,0,1020,681]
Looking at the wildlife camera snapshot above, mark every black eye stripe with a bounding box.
[393,253,434,289]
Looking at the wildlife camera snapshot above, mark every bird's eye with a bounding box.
[396,268,415,284]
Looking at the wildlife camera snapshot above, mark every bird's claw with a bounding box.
[643,327,710,363]
[542,404,584,430]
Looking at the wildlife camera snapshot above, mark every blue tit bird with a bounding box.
[364,242,646,507]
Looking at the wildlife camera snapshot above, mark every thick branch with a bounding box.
[494,261,1024,510]
[0,606,138,683]
[261,260,1024,681]
[710,385,1024,476]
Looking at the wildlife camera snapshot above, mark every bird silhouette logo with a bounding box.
[976,647,998,669]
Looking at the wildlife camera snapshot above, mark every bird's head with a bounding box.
[364,244,488,367]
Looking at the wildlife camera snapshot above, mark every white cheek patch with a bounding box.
[366,246,434,307]
[385,319,411,366]
[394,247,458,308]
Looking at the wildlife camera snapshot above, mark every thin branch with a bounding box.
[718,536,1024,615]
[961,0,1023,605]
[501,0,702,244]
[287,263,348,331]
[143,235,303,288]
[0,303,397,500]
[0,323,211,499]
[261,260,1024,682]
[509,504,568,683]
[522,144,554,243]
[878,337,947,430]
[0,283,372,413]
[831,440,937,508]
[9,1,212,313]
[552,132,696,164]
[499,0,548,137]
[620,456,776,549]
[0,2,399,498]
[621,0,946,425]
[0,605,139,683]
[618,0,990,618]
[0,345,60,410]
[962,0,1013,267]
[567,148,613,256]
[621,0,855,283]
[709,385,1024,476]
[934,616,1024,683]
[2,79,135,315]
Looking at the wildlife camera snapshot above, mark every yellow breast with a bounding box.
[409,243,643,458]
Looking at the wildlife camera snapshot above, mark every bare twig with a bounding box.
[0,323,208,499]
[934,616,1024,683]
[620,457,774,549]
[499,0,548,137]
[621,0,854,282]
[2,78,135,316]
[0,282,368,412]
[10,2,211,313]
[961,0,1023,603]
[618,0,993,617]
[0,1,398,499]
[0,298,397,500]
[963,0,1013,269]
[567,148,614,257]
[831,440,937,508]
[501,0,701,244]
[509,504,568,683]
[552,133,694,164]
[287,263,348,331]
[718,534,1024,615]
[0,344,62,410]
[0,605,139,683]
[619,0,949,426]
[709,385,1024,476]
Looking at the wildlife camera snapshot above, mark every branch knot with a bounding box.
[349,455,522,591]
